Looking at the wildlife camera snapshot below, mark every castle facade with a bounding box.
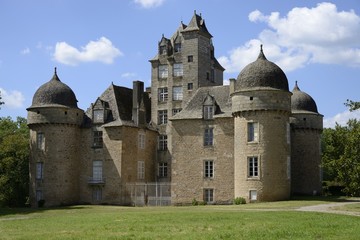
[27,12,323,207]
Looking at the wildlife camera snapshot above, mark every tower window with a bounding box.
[172,86,183,101]
[159,45,167,55]
[203,105,214,120]
[138,132,145,149]
[158,110,168,125]
[158,162,168,178]
[36,162,44,180]
[93,131,103,148]
[92,160,103,182]
[37,132,45,151]
[204,189,214,203]
[159,65,168,78]
[173,63,183,77]
[247,122,259,142]
[93,109,104,123]
[248,156,259,177]
[158,87,168,102]
[137,161,145,180]
[188,55,193,62]
[158,135,168,151]
[172,108,182,116]
[187,83,193,90]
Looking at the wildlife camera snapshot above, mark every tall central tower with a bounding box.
[149,11,224,182]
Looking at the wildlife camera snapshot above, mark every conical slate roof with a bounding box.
[30,68,78,108]
[291,81,318,113]
[236,46,289,91]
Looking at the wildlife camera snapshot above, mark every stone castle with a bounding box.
[27,12,323,207]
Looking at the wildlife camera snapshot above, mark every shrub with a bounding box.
[234,197,246,205]
[192,198,198,206]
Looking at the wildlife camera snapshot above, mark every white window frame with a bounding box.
[204,188,214,203]
[93,109,104,123]
[248,156,259,178]
[137,161,145,180]
[172,86,183,101]
[173,63,183,77]
[159,65,168,78]
[158,162,168,178]
[138,132,145,149]
[204,160,214,178]
[158,87,168,102]
[247,122,259,142]
[158,135,168,151]
[93,160,103,181]
[172,108,182,116]
[93,131,103,148]
[158,110,168,125]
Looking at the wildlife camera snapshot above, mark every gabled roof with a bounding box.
[171,85,232,120]
[181,11,212,38]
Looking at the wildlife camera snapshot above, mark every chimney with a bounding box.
[132,81,145,126]
[229,78,236,95]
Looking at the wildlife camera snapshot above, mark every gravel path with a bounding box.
[297,201,360,216]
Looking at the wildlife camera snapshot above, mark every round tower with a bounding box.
[27,68,84,207]
[290,81,323,195]
[232,46,291,202]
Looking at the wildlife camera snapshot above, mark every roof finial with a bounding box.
[54,67,57,74]
[293,81,300,91]
[257,44,267,60]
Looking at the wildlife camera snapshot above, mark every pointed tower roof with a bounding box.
[181,10,212,38]
[291,81,318,113]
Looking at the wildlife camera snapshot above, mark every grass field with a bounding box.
[1,198,360,240]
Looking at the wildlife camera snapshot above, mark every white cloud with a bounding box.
[121,72,137,78]
[324,110,360,128]
[21,47,30,55]
[53,37,123,66]
[133,0,165,8]
[220,2,360,73]
[0,88,25,109]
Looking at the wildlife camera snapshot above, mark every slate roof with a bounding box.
[236,46,289,92]
[171,85,232,120]
[29,68,78,109]
[291,81,319,113]
[181,11,212,38]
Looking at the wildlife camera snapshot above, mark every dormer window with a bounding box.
[203,105,214,120]
[93,109,104,123]
[159,45,167,55]
[174,43,181,52]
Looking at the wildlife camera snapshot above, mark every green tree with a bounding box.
[344,99,360,111]
[0,90,4,109]
[0,117,29,207]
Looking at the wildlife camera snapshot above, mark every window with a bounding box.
[204,128,213,146]
[188,55,193,62]
[250,190,257,201]
[138,132,145,149]
[287,156,291,180]
[93,131,103,148]
[203,106,214,120]
[172,86,183,101]
[286,123,290,144]
[248,156,259,177]
[204,160,214,178]
[158,135,167,151]
[93,160,103,181]
[158,87,168,102]
[159,45,167,55]
[37,132,45,150]
[210,68,215,82]
[204,189,214,203]
[93,109,104,123]
[36,162,44,180]
[158,162,168,178]
[36,190,43,202]
[172,108,182,116]
[173,63,183,77]
[187,83,193,90]
[174,43,181,52]
[92,187,102,201]
[206,72,210,80]
[158,110,168,125]
[159,65,168,78]
[247,122,259,142]
[137,161,145,180]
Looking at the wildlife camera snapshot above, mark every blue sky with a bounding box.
[0,0,359,128]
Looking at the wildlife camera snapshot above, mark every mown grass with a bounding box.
[1,198,360,240]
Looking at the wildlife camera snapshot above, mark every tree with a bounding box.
[0,90,4,109]
[344,99,360,111]
[0,117,29,207]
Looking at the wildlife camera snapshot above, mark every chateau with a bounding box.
[27,12,323,207]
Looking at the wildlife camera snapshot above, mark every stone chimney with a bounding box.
[229,78,236,95]
[132,81,145,126]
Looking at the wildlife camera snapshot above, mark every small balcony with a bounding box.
[88,177,106,185]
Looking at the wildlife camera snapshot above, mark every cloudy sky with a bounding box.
[0,0,359,128]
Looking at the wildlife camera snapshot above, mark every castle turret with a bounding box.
[290,81,323,195]
[27,68,84,207]
[232,46,291,202]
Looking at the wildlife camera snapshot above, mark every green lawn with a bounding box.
[1,199,360,239]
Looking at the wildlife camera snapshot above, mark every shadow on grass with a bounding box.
[0,205,91,217]
[291,195,358,202]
